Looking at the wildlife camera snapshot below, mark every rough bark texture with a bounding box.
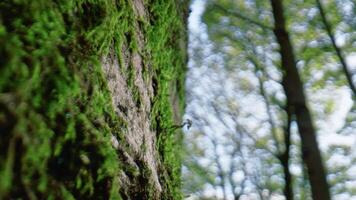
[0,0,188,199]
[269,0,331,200]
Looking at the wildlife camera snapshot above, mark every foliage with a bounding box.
[184,0,355,199]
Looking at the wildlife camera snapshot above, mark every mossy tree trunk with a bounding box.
[0,0,189,199]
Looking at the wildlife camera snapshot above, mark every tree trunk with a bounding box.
[281,156,293,200]
[0,1,188,199]
[269,0,331,199]
[279,110,293,200]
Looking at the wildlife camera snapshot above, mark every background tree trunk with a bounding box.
[269,0,331,199]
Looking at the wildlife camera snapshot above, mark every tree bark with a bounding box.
[269,0,331,200]
[0,1,188,199]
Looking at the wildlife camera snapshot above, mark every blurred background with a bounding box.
[182,0,356,199]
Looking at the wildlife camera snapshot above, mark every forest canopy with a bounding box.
[183,0,356,200]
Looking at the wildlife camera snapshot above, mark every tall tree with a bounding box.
[186,0,355,199]
[269,0,331,199]
[204,2,328,198]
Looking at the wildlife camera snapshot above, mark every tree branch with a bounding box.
[315,0,356,97]
[213,3,274,30]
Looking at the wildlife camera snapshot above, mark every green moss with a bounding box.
[0,0,187,199]
[143,1,188,199]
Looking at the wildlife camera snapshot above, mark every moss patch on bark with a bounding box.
[0,0,188,199]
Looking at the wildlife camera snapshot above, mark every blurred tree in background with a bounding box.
[184,0,356,199]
